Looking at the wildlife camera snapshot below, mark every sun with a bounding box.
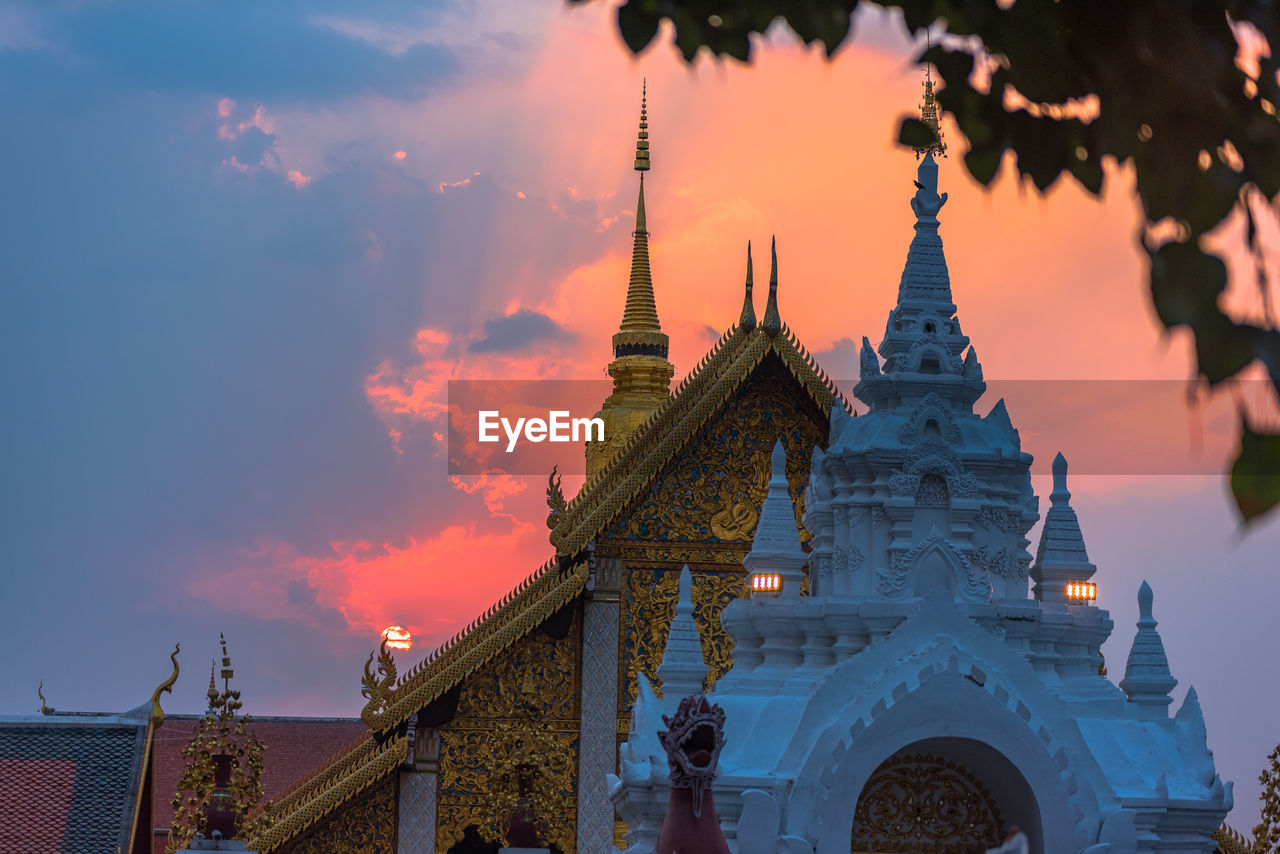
[380,624,412,651]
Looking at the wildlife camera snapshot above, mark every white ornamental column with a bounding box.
[577,553,621,852]
[398,725,439,854]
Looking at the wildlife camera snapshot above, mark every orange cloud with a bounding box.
[189,475,548,643]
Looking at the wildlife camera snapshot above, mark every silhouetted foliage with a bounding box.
[1255,743,1280,853]
[578,0,1280,524]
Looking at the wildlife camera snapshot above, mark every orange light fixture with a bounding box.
[751,573,782,596]
[1065,582,1096,602]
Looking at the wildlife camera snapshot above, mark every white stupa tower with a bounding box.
[611,139,1231,854]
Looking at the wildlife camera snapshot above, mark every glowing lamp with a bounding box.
[1065,582,1096,602]
[381,625,413,651]
[750,573,783,597]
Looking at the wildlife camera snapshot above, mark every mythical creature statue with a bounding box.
[656,694,730,854]
[360,637,397,727]
[546,465,566,531]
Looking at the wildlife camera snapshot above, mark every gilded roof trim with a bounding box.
[248,731,407,853]
[255,560,588,848]
[375,558,589,728]
[553,322,850,554]
[1212,824,1253,854]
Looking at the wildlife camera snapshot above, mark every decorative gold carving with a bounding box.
[1212,823,1254,854]
[37,680,51,715]
[618,363,825,544]
[276,774,396,854]
[436,608,581,853]
[360,638,397,728]
[554,324,847,556]
[547,465,567,530]
[150,643,180,725]
[169,639,267,853]
[601,539,750,566]
[249,733,406,853]
[622,567,747,704]
[690,571,749,690]
[624,568,681,705]
[851,753,1003,853]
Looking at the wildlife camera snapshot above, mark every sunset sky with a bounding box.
[2,0,1278,830]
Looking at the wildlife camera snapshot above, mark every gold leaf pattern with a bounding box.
[617,360,824,544]
[277,775,396,854]
[436,608,581,852]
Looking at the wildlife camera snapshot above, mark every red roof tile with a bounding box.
[0,758,78,853]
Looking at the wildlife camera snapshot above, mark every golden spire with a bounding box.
[739,241,756,330]
[206,661,218,709]
[613,81,668,359]
[584,82,675,481]
[915,33,947,159]
[38,680,52,715]
[762,236,781,336]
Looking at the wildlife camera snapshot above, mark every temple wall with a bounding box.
[433,605,582,852]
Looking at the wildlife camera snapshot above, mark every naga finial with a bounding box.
[360,636,398,728]
[546,465,567,530]
[151,643,181,725]
[38,680,53,715]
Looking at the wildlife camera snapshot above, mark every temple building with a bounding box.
[250,85,1237,854]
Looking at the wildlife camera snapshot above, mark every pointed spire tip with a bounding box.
[762,235,781,335]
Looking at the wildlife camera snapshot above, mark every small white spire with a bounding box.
[1120,580,1178,719]
[1031,452,1096,604]
[744,441,808,597]
[657,566,708,697]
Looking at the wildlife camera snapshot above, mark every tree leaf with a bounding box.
[617,1,661,55]
[1231,416,1280,524]
[1148,242,1228,330]
[898,117,937,150]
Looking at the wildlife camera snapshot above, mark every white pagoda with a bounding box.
[609,151,1231,854]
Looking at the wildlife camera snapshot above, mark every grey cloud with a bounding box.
[470,309,575,353]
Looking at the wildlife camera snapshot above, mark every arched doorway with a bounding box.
[850,738,1041,854]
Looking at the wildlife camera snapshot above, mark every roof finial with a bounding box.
[634,78,650,172]
[1120,580,1178,719]
[915,30,946,159]
[762,235,781,336]
[206,660,218,710]
[38,680,53,715]
[739,241,756,330]
[150,643,181,725]
[612,82,668,359]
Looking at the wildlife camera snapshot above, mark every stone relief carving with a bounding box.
[899,392,963,445]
